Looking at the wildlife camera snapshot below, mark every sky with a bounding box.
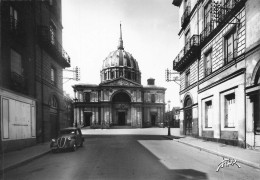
[62,0,181,108]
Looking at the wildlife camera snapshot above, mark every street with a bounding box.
[2,134,260,180]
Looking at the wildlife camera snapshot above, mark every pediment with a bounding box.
[100,78,142,87]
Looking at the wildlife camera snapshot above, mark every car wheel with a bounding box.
[80,141,83,147]
[71,142,77,152]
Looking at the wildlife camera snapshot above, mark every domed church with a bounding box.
[72,24,166,128]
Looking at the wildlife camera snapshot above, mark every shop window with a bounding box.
[224,93,236,128]
[205,100,213,128]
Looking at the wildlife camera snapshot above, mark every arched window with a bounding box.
[184,96,192,107]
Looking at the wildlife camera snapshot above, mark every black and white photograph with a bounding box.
[0,0,260,179]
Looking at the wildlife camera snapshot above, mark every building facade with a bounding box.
[172,0,260,148]
[0,0,71,152]
[73,25,166,128]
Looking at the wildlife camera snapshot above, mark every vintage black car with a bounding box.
[50,127,84,152]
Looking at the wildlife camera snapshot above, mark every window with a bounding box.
[151,94,155,103]
[111,71,114,79]
[185,30,190,45]
[224,93,235,128]
[51,67,56,84]
[185,70,190,88]
[50,24,56,45]
[204,50,212,76]
[224,29,237,63]
[204,1,213,37]
[10,6,18,30]
[84,92,91,102]
[204,1,212,27]
[49,96,58,108]
[205,100,213,128]
[11,49,23,76]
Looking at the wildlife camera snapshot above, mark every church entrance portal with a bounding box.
[151,114,156,126]
[118,112,126,125]
[112,92,131,126]
[84,112,92,127]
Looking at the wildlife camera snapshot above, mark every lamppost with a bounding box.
[167,100,171,136]
[73,98,78,127]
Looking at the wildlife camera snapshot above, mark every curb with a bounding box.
[0,150,50,175]
[174,139,260,170]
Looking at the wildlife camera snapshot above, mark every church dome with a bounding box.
[102,50,139,71]
[101,24,141,84]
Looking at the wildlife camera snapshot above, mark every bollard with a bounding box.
[168,126,171,136]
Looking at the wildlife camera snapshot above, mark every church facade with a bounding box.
[72,25,166,128]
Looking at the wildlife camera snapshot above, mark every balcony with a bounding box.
[173,35,200,72]
[181,6,191,28]
[218,0,246,24]
[38,26,71,68]
[200,0,246,47]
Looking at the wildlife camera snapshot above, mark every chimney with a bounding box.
[147,78,155,85]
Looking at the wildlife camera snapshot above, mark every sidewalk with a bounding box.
[166,135,260,170]
[0,142,50,174]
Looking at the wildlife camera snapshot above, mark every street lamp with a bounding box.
[167,100,171,136]
[73,98,78,127]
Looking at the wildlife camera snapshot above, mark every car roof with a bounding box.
[60,127,80,131]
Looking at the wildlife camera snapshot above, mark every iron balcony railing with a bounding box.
[181,5,191,28]
[173,35,200,71]
[218,0,245,23]
[38,26,71,67]
[200,0,246,46]
[200,21,215,45]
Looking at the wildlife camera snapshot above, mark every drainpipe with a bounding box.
[197,3,200,137]
[244,68,247,148]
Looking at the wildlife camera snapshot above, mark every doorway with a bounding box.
[254,95,260,147]
[50,113,58,138]
[184,96,193,135]
[84,112,92,127]
[151,114,156,126]
[118,112,126,125]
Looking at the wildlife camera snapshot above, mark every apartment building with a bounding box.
[172,0,259,148]
[0,0,71,152]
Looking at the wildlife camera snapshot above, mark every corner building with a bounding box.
[0,0,71,152]
[73,25,166,128]
[172,0,260,148]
